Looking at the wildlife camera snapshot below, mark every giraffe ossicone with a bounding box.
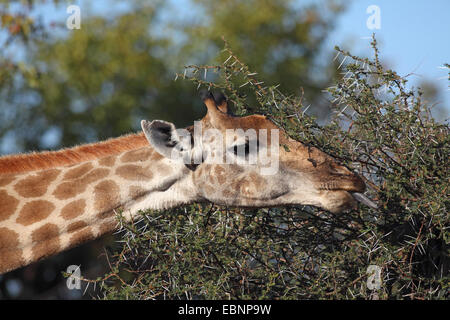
[0,91,371,274]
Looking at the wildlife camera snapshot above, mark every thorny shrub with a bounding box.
[78,37,449,300]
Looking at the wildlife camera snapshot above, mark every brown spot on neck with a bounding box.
[16,200,56,226]
[60,199,86,220]
[116,164,152,181]
[0,190,19,222]
[0,227,24,273]
[31,223,60,261]
[93,180,121,219]
[14,169,61,198]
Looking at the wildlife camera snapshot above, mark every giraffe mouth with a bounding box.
[318,177,378,209]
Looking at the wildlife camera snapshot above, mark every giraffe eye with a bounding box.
[231,139,258,157]
[232,142,249,156]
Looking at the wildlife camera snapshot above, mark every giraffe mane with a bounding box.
[0,132,148,174]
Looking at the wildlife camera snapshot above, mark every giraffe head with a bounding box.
[0,91,373,275]
[141,92,367,213]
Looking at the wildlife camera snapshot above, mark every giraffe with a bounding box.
[0,91,373,275]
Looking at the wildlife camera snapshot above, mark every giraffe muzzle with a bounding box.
[319,174,378,209]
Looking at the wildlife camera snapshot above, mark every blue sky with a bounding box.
[328,0,450,118]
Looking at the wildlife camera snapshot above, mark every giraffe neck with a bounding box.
[0,143,197,274]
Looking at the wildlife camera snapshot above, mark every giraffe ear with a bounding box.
[141,120,191,162]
